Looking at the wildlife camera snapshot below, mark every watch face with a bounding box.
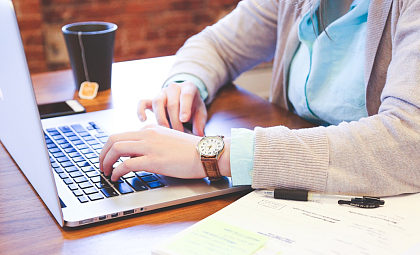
[197,136,224,157]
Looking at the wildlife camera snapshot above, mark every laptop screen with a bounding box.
[0,0,64,226]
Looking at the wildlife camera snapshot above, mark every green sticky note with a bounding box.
[163,218,268,255]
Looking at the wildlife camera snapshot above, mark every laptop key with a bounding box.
[113,182,134,194]
[63,178,73,185]
[135,171,154,177]
[81,166,95,173]
[95,133,108,138]
[72,140,84,145]
[90,176,107,183]
[64,166,78,173]
[82,135,95,141]
[77,161,91,167]
[78,196,89,203]
[121,172,136,179]
[79,181,94,189]
[68,152,81,158]
[71,124,86,133]
[69,171,84,178]
[59,126,72,133]
[56,139,68,145]
[49,148,60,153]
[64,147,77,153]
[67,136,80,141]
[95,182,109,189]
[125,177,148,191]
[85,153,96,159]
[68,184,78,190]
[78,131,90,137]
[58,173,68,179]
[56,156,70,163]
[86,171,100,178]
[83,187,99,195]
[76,144,88,150]
[87,140,99,146]
[147,180,165,189]
[47,143,57,149]
[88,193,104,201]
[92,144,102,150]
[73,156,86,163]
[46,128,59,133]
[73,189,84,197]
[62,130,76,136]
[98,137,109,143]
[60,143,73,149]
[89,158,99,164]
[52,152,65,158]
[81,148,93,154]
[54,167,64,174]
[101,187,119,197]
[52,135,64,140]
[140,175,158,183]
[74,176,88,183]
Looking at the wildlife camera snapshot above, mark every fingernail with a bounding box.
[139,115,145,121]
[180,113,188,122]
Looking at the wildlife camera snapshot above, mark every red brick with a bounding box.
[124,1,171,14]
[171,0,204,11]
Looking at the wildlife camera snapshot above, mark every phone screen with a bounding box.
[38,100,86,119]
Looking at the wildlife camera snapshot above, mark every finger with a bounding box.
[99,131,142,173]
[179,83,197,123]
[137,99,153,122]
[111,157,149,182]
[102,140,145,177]
[192,106,207,136]
[165,85,184,132]
[151,92,170,128]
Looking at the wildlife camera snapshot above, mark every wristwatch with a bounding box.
[197,135,225,181]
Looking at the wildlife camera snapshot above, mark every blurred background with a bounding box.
[12,0,241,74]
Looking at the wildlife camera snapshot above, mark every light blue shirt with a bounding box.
[288,0,369,126]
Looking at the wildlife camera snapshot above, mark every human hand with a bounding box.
[137,81,207,136]
[99,124,231,182]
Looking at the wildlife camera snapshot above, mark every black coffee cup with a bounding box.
[62,22,117,92]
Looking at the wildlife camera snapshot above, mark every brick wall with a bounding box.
[12,0,241,74]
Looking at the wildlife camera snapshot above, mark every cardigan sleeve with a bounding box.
[252,0,420,197]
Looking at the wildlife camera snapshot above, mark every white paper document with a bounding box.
[153,191,420,255]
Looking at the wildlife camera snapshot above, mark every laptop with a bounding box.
[0,0,250,227]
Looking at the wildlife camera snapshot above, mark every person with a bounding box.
[99,0,420,197]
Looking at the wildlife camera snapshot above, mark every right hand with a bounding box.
[137,81,207,136]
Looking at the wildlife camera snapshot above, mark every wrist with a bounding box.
[196,135,231,180]
[218,137,231,177]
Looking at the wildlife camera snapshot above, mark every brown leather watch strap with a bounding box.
[201,157,223,181]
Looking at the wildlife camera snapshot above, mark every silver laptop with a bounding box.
[0,0,249,227]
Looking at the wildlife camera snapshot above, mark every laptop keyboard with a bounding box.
[44,122,166,203]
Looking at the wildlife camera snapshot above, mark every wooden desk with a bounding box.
[0,57,314,254]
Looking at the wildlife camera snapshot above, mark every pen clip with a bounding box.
[338,196,385,209]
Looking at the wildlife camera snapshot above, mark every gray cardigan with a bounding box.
[167,0,420,196]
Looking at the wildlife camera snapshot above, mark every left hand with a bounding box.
[99,124,205,182]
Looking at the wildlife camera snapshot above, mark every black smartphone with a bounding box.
[38,100,86,119]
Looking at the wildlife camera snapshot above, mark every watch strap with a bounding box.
[201,157,223,181]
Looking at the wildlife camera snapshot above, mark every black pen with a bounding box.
[258,188,324,202]
[258,189,385,208]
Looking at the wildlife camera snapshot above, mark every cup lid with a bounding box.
[62,21,117,35]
